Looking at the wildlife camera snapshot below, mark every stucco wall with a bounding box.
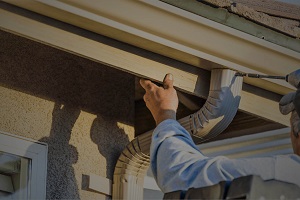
[0,30,135,199]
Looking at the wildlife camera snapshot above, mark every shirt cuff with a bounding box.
[154,119,179,132]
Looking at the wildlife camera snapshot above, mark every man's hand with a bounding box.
[140,74,178,125]
[279,88,300,155]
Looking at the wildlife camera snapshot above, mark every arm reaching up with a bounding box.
[140,73,300,193]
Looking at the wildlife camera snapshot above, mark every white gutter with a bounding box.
[0,1,291,125]
[3,0,300,95]
[112,69,243,199]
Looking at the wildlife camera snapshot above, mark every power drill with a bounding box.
[236,69,300,116]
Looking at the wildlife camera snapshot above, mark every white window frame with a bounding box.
[0,131,48,199]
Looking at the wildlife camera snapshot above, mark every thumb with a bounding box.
[163,73,174,89]
[279,92,296,115]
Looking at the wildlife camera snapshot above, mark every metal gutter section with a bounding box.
[112,69,243,199]
[0,0,290,126]
[3,0,300,95]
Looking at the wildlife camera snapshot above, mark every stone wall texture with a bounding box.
[203,0,300,38]
[0,30,135,199]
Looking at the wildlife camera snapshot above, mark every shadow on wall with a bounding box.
[90,116,129,180]
[0,30,134,199]
[39,104,81,199]
[0,30,134,122]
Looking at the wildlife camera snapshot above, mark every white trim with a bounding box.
[0,131,48,199]
[198,127,293,158]
[198,127,291,148]
[88,173,111,196]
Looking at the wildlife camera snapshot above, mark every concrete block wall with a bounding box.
[0,30,135,199]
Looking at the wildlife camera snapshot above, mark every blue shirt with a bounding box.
[150,119,300,193]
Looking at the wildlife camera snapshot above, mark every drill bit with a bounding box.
[235,72,287,81]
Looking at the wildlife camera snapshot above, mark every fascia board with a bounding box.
[2,0,300,95]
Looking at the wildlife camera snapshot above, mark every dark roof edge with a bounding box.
[160,0,300,53]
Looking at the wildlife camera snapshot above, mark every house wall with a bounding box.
[0,30,135,199]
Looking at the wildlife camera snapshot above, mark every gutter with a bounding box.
[3,0,299,94]
[0,1,291,125]
[112,69,243,199]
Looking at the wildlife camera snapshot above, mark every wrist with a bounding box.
[155,110,176,126]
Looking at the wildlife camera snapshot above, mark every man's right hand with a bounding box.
[140,74,178,126]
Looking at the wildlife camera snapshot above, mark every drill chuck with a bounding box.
[235,72,286,80]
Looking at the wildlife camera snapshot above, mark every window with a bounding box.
[0,131,47,199]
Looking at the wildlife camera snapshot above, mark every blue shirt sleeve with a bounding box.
[150,119,300,193]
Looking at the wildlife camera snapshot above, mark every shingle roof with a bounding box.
[202,0,300,38]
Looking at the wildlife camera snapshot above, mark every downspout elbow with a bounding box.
[178,69,243,141]
[112,69,243,199]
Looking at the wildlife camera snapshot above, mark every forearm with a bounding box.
[150,120,241,192]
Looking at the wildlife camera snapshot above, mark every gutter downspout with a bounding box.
[179,69,243,141]
[113,69,243,199]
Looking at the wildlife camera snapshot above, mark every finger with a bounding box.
[294,89,300,117]
[280,92,296,106]
[143,94,151,103]
[280,102,295,115]
[279,92,296,115]
[163,73,174,89]
[140,79,156,91]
